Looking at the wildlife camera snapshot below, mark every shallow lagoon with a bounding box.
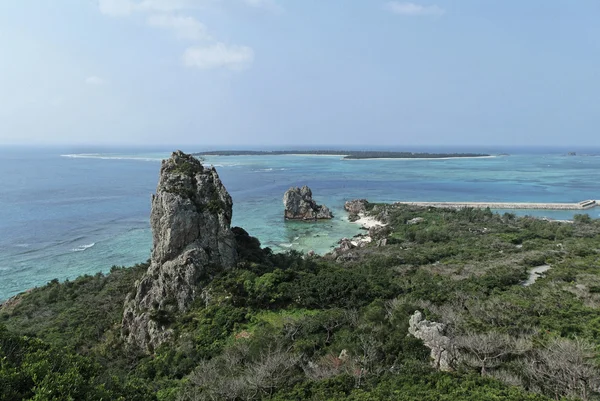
[1,148,600,300]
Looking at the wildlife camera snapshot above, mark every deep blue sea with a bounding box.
[2,146,600,301]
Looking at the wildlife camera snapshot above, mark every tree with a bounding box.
[455,331,531,376]
[525,337,600,401]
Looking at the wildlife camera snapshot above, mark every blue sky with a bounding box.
[0,0,598,147]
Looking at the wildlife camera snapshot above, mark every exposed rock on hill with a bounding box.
[122,151,237,352]
[408,310,454,371]
[283,186,333,220]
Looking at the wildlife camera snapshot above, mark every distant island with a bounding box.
[193,150,491,159]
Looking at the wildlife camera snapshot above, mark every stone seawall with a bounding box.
[394,200,597,210]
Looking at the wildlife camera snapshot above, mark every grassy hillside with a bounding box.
[3,205,600,400]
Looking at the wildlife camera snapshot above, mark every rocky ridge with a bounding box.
[122,151,237,352]
[283,186,333,220]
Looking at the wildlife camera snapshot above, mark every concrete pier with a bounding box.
[394,200,597,210]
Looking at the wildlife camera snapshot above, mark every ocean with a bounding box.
[1,146,600,301]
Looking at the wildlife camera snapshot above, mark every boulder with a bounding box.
[283,186,333,220]
[122,151,237,352]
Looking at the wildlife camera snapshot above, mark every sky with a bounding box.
[0,0,599,148]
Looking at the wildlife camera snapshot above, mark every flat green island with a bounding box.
[194,150,491,159]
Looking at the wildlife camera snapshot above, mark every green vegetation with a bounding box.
[171,153,203,176]
[193,150,490,159]
[3,205,600,400]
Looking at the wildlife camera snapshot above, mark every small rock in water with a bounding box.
[283,185,333,220]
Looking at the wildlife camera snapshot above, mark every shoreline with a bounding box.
[194,150,491,160]
[344,155,497,161]
[394,200,597,211]
[353,214,386,229]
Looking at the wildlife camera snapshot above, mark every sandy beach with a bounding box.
[353,213,386,229]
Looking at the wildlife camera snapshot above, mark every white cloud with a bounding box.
[242,0,283,13]
[183,43,254,70]
[98,0,134,16]
[98,0,256,72]
[98,0,191,16]
[136,0,191,13]
[147,14,210,40]
[85,76,106,85]
[385,2,444,17]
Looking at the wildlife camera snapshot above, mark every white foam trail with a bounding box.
[61,154,162,162]
[71,243,95,252]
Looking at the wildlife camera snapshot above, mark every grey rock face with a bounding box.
[122,151,237,352]
[368,224,391,239]
[344,199,368,215]
[408,310,454,371]
[283,186,333,220]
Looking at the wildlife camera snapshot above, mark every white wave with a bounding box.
[206,162,241,167]
[61,154,162,162]
[279,243,293,248]
[71,243,96,252]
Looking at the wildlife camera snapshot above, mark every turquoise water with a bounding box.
[1,148,600,301]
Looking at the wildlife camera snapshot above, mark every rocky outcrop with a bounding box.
[122,151,237,352]
[344,199,368,222]
[283,186,333,220]
[408,311,454,371]
[344,199,368,215]
[368,224,391,239]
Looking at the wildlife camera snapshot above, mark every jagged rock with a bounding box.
[122,151,237,352]
[407,217,425,225]
[326,237,360,262]
[408,310,454,371]
[368,224,391,239]
[338,238,356,252]
[344,199,368,217]
[283,186,333,220]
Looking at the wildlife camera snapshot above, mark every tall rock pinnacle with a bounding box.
[122,151,237,352]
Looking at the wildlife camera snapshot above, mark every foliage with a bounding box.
[4,204,600,399]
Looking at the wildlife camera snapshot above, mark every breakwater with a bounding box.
[394,200,597,210]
